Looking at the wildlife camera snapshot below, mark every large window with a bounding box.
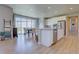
[14,15,38,35]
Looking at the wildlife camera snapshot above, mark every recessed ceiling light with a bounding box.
[48,7,51,9]
[70,8,73,10]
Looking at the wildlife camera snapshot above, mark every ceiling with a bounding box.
[7,4,79,18]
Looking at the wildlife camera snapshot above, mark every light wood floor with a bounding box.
[0,34,79,54]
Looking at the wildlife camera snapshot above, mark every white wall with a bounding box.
[39,17,45,29]
[0,5,13,21]
[0,5,13,39]
[57,21,65,40]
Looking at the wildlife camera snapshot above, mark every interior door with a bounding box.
[70,17,76,32]
[70,16,78,33]
[66,16,78,35]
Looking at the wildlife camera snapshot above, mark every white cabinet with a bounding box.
[40,29,53,47]
[57,21,65,40]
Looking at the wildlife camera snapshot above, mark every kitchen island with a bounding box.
[37,28,57,47]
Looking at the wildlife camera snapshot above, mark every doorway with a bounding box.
[66,16,78,35]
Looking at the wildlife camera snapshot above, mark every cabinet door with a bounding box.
[41,30,53,47]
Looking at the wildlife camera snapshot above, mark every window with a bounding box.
[14,15,38,35]
[31,20,36,28]
[15,15,37,28]
[22,21,26,28]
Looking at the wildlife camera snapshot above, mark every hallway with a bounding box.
[0,34,79,54]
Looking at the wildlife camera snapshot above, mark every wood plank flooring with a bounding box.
[0,34,79,54]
